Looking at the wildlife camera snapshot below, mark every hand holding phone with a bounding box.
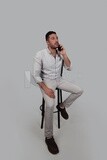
[57,44,67,57]
[58,45,63,51]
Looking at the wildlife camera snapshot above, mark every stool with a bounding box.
[40,87,63,129]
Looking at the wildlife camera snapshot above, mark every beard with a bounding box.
[50,43,59,49]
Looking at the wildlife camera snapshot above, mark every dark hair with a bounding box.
[45,31,56,41]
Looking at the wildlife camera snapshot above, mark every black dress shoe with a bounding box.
[45,136,59,154]
[56,103,69,120]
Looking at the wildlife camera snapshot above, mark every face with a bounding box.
[46,33,59,49]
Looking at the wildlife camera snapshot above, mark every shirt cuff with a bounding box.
[33,76,43,84]
[64,63,72,71]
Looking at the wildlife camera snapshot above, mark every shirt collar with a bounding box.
[46,47,51,54]
[46,47,59,57]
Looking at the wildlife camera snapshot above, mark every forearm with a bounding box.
[63,54,71,67]
[38,81,48,91]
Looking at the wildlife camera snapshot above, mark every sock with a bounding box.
[59,102,65,109]
[46,136,53,139]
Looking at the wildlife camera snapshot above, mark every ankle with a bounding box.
[59,103,65,109]
[45,136,53,140]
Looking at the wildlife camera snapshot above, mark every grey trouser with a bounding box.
[39,77,84,138]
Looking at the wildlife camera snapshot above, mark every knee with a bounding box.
[77,89,84,95]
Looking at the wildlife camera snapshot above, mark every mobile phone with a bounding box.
[58,45,63,51]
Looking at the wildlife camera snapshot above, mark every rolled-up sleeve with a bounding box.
[63,62,72,71]
[33,52,43,84]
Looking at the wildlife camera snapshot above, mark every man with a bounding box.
[33,31,83,154]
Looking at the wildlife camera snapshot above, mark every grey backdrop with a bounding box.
[0,0,107,160]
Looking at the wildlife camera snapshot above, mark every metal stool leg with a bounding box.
[40,98,45,129]
[60,89,62,103]
[57,89,60,128]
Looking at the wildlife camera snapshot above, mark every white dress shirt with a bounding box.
[33,48,72,83]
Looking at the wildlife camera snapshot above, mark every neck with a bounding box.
[48,46,57,55]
